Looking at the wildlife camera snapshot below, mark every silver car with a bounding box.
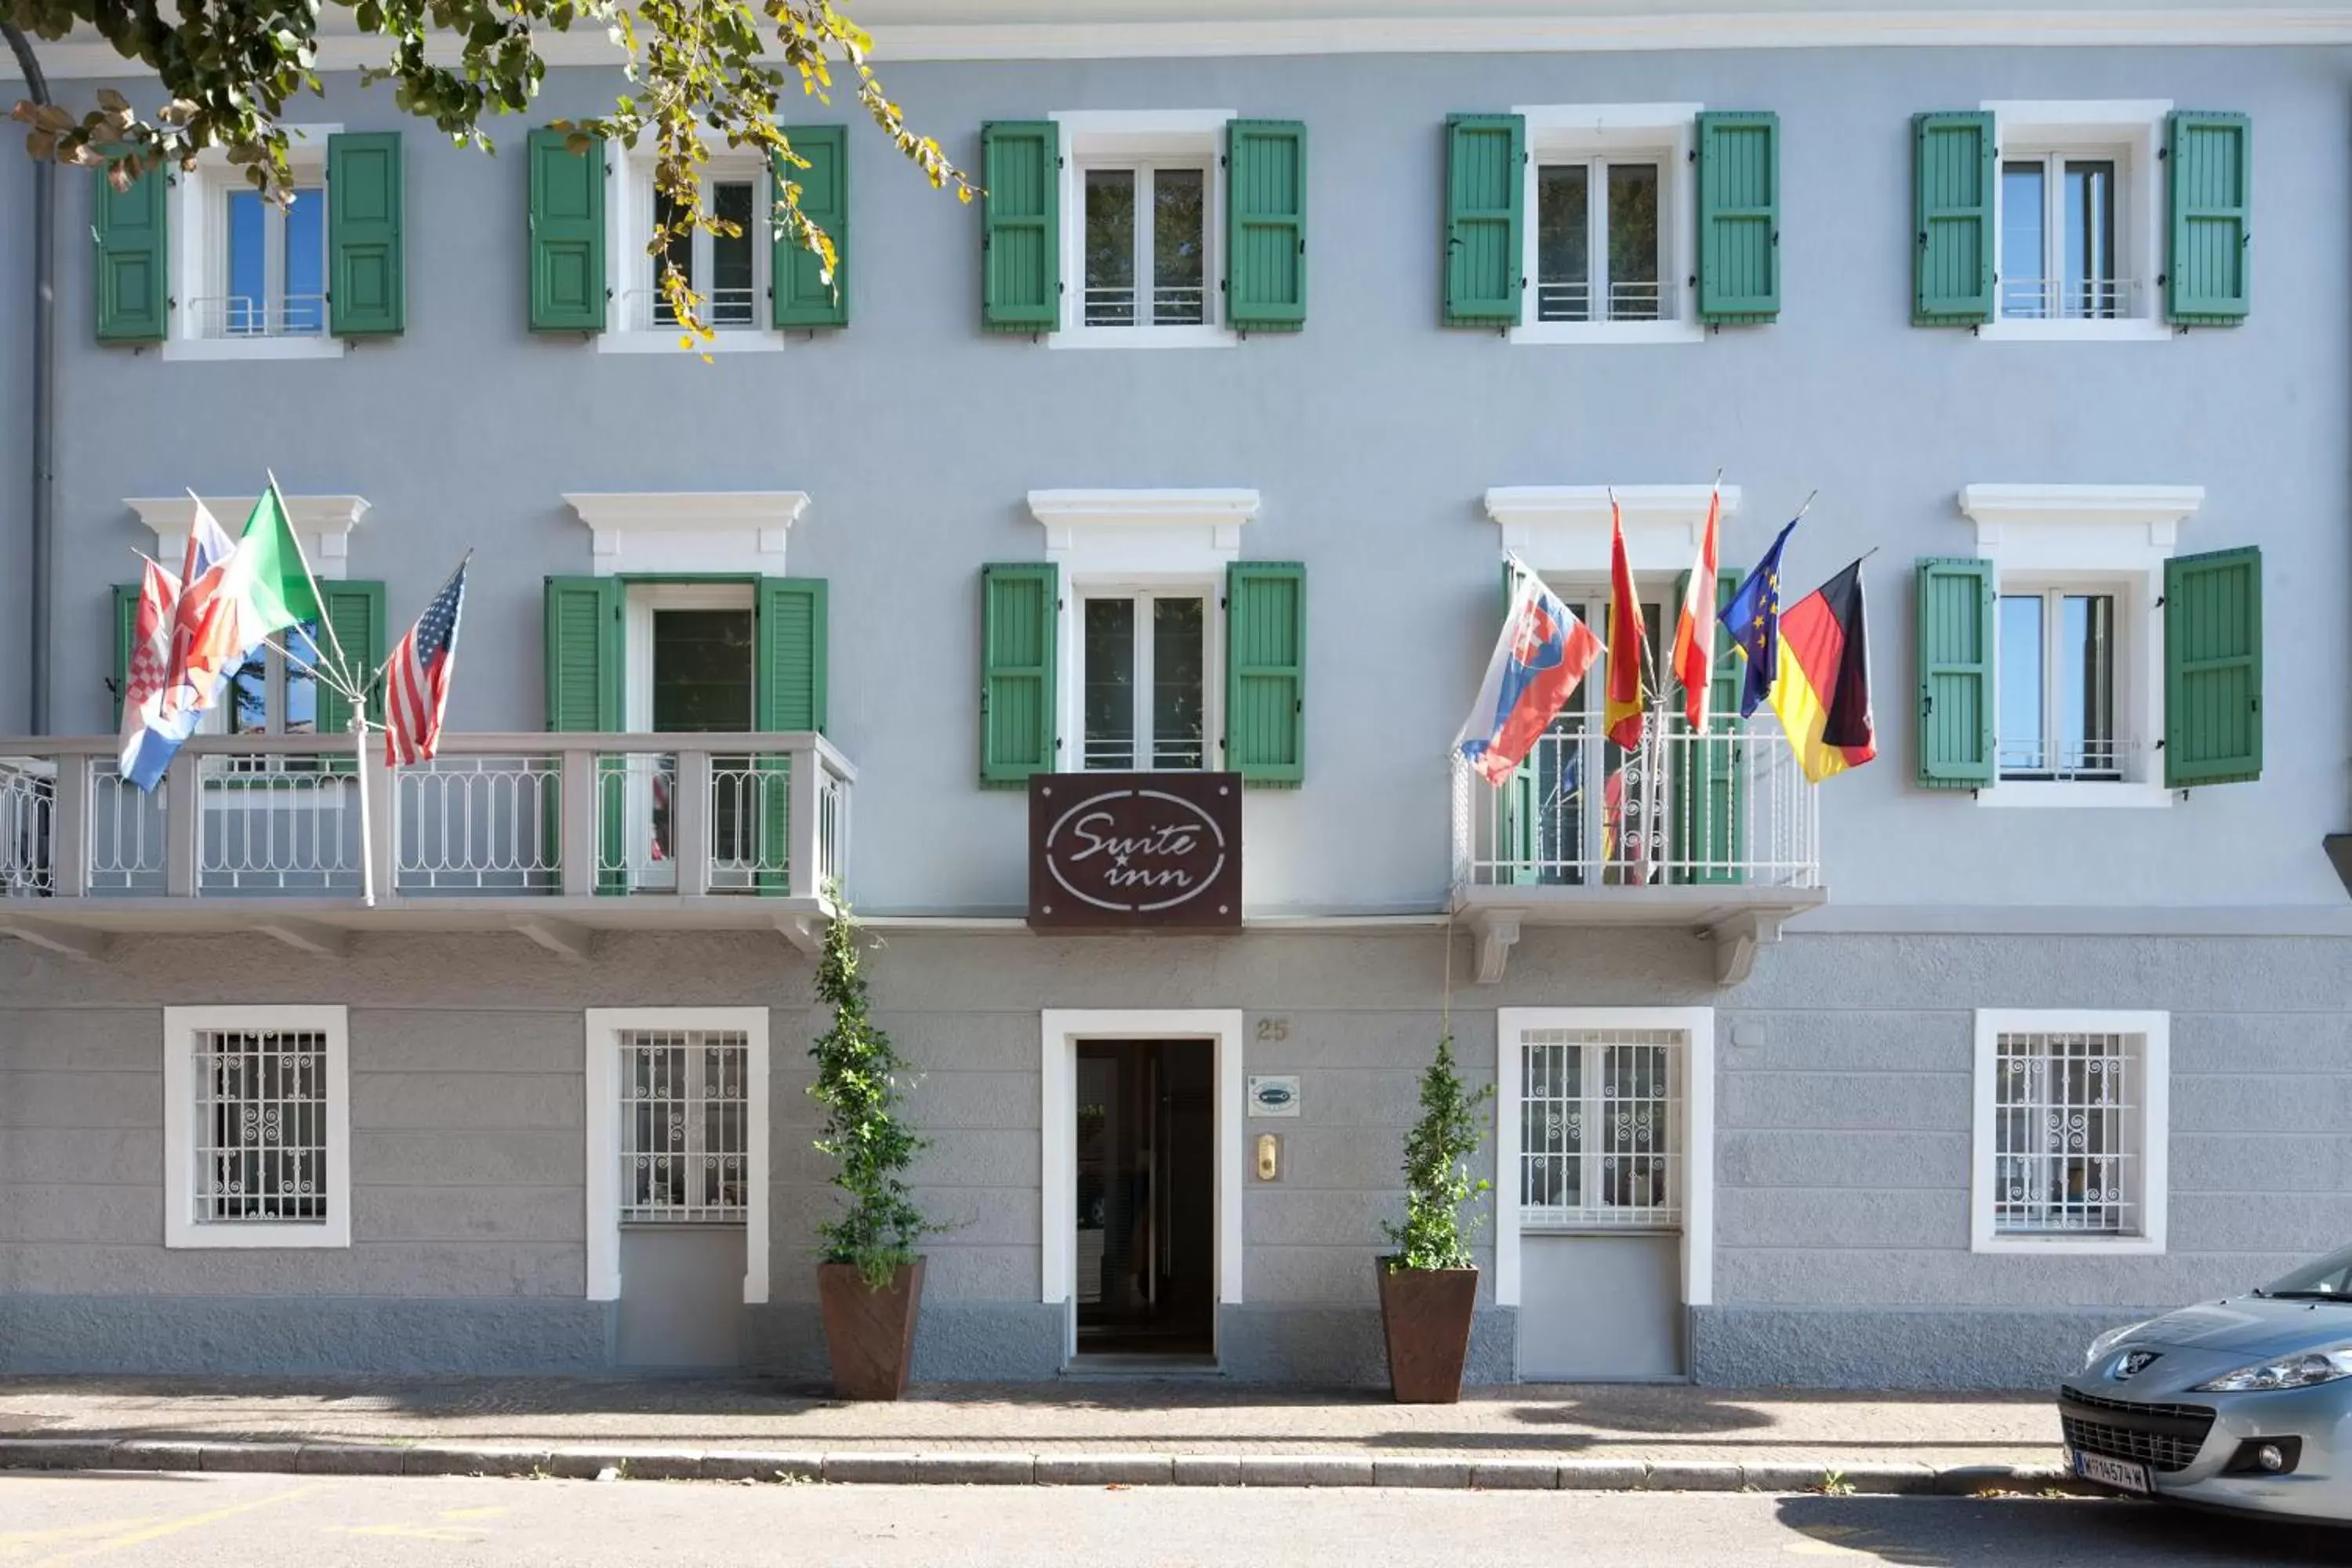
[2060,1243,2352,1521]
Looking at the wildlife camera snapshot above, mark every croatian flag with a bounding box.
[117,556,187,791]
[1456,565,1604,787]
[384,560,468,766]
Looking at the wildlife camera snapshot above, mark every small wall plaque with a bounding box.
[1247,1075,1301,1118]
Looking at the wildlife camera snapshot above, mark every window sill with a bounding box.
[161,337,346,363]
[1976,318,2176,343]
[1973,1234,2165,1256]
[597,331,787,356]
[1979,781,2173,809]
[1508,320,1705,347]
[1050,325,1239,351]
[164,1219,351,1250]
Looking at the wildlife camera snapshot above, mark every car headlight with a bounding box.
[2085,1320,2152,1367]
[2192,1342,2352,1393]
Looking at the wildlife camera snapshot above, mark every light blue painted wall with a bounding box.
[8,45,2347,917]
[0,130,31,737]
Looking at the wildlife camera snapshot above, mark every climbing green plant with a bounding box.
[1383,1035,1493,1273]
[808,887,931,1288]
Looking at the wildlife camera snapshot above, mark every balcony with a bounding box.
[1450,723,1826,985]
[0,731,854,961]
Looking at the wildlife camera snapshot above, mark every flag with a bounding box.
[1456,564,1603,787]
[1603,498,1646,750]
[385,561,469,765]
[1766,558,1878,784]
[160,500,239,719]
[169,485,323,720]
[117,557,187,791]
[1719,515,1801,719]
[1671,487,1722,730]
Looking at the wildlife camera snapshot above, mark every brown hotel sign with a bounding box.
[1027,773,1242,931]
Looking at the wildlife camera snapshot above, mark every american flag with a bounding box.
[384,560,468,767]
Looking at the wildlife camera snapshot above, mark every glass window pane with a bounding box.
[652,188,695,326]
[2001,162,2047,318]
[2064,160,2117,319]
[227,191,267,336]
[1606,163,1661,321]
[1083,599,1136,770]
[282,622,320,736]
[228,648,270,735]
[2060,595,2117,776]
[1536,165,1590,322]
[1152,597,1206,771]
[282,186,324,335]
[1083,169,1137,326]
[1998,594,2046,774]
[1152,166,1207,326]
[650,609,753,731]
[711,180,756,327]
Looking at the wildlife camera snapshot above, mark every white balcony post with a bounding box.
[361,740,397,903]
[51,753,89,898]
[788,739,822,901]
[162,750,201,898]
[672,747,712,897]
[559,745,601,898]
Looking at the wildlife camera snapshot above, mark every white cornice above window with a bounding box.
[127,495,370,580]
[1959,483,2202,568]
[1483,485,1741,575]
[564,492,811,575]
[1029,488,1258,574]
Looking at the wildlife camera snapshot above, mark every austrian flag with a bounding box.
[385,561,469,766]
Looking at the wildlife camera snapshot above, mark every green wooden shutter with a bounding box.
[1443,114,1524,327]
[1671,568,1748,884]
[1697,112,1780,324]
[1226,119,1307,332]
[544,576,622,731]
[774,125,848,328]
[1912,112,1995,327]
[327,132,405,338]
[528,129,606,332]
[981,563,1058,785]
[756,579,828,733]
[2166,111,2251,326]
[314,581,388,739]
[1225,562,1306,786]
[2164,546,2262,786]
[982,122,1060,332]
[112,583,139,727]
[1915,557,1997,789]
[93,167,169,344]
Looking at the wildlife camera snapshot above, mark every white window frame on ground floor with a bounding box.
[162,1004,351,1249]
[1971,1007,2168,1255]
[1040,1009,1245,1363]
[1494,1007,1714,1312]
[584,1007,771,1305]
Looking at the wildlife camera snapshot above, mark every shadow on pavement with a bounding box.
[1773,1494,2349,1566]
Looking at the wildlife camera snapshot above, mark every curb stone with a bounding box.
[0,1438,2067,1494]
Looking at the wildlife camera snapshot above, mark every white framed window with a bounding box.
[604,149,782,353]
[619,583,757,886]
[1514,106,1701,345]
[1078,587,1214,771]
[164,128,344,361]
[1972,1009,2168,1254]
[162,1005,351,1248]
[1051,111,1235,349]
[1982,101,2171,342]
[1998,582,2129,782]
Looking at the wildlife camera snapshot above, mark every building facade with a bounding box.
[0,1,2343,1387]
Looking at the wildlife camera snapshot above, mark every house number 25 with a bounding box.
[1255,1018,1290,1043]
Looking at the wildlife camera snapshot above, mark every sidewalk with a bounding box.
[0,1376,2072,1492]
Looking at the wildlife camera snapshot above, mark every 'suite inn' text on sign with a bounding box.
[1027,773,1243,930]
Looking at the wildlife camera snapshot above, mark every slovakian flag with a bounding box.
[117,555,187,791]
[1603,498,1646,750]
[1670,487,1722,730]
[1457,566,1603,786]
[384,559,469,766]
[1766,558,1878,784]
[1719,515,1801,719]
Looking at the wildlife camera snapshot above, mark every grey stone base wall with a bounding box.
[1217,1304,1516,1386]
[0,1296,613,1375]
[749,1300,1066,1384]
[1691,1305,2154,1390]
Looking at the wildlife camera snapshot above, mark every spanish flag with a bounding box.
[1767,559,1877,783]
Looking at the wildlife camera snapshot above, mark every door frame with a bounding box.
[1494,1007,1715,1333]
[584,1006,771,1307]
[1041,1009,1244,1363]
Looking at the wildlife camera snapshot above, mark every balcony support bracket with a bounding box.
[517,917,597,964]
[0,918,107,961]
[1708,909,1785,987]
[775,913,825,955]
[1469,910,1523,985]
[255,918,351,959]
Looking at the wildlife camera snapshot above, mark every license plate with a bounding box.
[2074,1451,2151,1494]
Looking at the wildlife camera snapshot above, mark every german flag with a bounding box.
[1766,559,1876,783]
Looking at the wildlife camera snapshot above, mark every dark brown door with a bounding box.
[1074,1039,1214,1357]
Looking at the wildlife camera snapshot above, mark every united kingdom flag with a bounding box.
[383,561,468,766]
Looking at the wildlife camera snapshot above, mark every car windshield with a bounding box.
[2260,1244,2352,1299]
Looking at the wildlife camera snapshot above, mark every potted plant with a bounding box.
[1377,1033,1494,1403]
[809,890,933,1400]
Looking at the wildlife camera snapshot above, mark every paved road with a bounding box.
[0,1472,2342,1566]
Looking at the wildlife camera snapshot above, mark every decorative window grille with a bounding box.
[1521,1028,1682,1230]
[1994,1031,2140,1236]
[192,1028,331,1224]
[619,1029,749,1223]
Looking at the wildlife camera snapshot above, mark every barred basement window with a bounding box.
[1973,1010,2169,1254]
[619,1029,750,1222]
[1520,1027,1683,1231]
[163,1005,350,1248]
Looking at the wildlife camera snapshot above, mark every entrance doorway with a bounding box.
[1073,1040,1216,1362]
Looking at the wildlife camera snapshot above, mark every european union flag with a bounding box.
[1719,517,1802,718]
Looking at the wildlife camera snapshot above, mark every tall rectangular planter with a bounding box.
[1376,1261,1479,1403]
[818,1258,926,1401]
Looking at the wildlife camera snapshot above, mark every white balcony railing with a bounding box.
[0,731,852,910]
[632,288,763,332]
[1082,285,1208,328]
[188,294,328,340]
[1534,279,1669,324]
[1998,277,2143,321]
[1452,721,1820,896]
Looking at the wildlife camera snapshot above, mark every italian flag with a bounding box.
[169,486,324,717]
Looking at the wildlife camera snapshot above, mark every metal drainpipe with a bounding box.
[4,23,55,735]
